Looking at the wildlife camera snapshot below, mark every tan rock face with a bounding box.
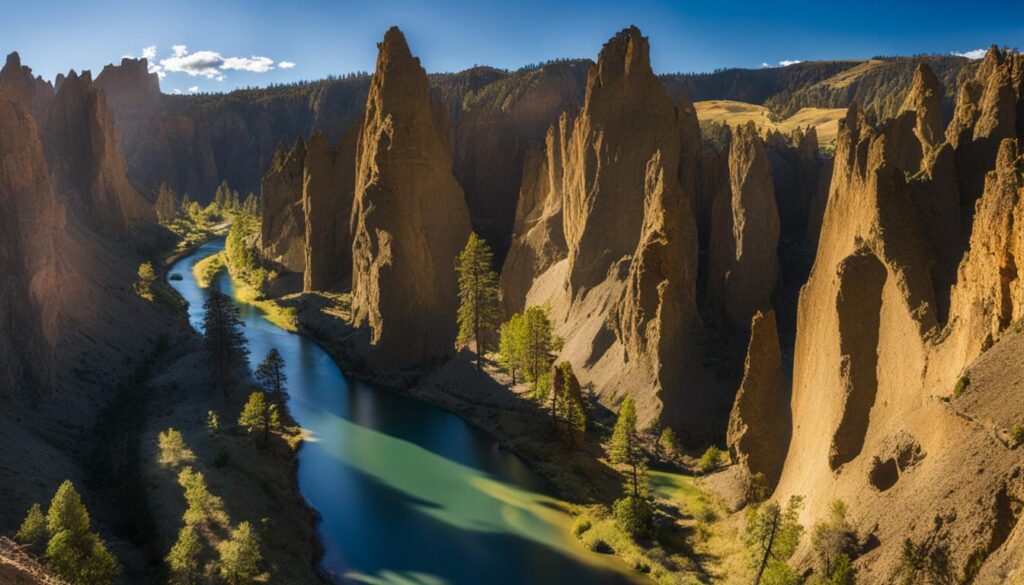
[0,96,64,398]
[499,114,571,315]
[350,27,472,366]
[260,139,307,273]
[94,58,161,114]
[563,26,685,296]
[303,125,359,291]
[709,121,780,330]
[765,126,825,240]
[44,70,155,238]
[900,63,944,152]
[0,52,54,129]
[727,310,789,488]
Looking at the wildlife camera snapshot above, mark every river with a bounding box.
[167,238,645,585]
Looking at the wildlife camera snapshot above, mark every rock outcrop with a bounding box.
[350,27,472,366]
[95,58,161,114]
[727,310,789,489]
[709,121,780,330]
[44,70,155,238]
[260,139,307,273]
[303,125,359,291]
[499,113,571,315]
[0,52,53,127]
[765,126,823,240]
[0,95,64,398]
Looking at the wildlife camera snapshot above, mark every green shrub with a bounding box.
[613,496,652,539]
[953,376,970,398]
[571,517,592,538]
[699,445,724,473]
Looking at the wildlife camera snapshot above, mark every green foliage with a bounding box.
[571,517,592,538]
[455,232,500,369]
[746,495,804,585]
[238,391,282,448]
[207,410,221,434]
[745,472,770,504]
[166,524,202,585]
[158,427,194,467]
[699,445,725,473]
[497,306,557,393]
[15,503,47,547]
[219,521,263,585]
[178,467,223,526]
[134,262,157,301]
[224,214,266,291]
[610,396,651,526]
[1013,424,1024,447]
[811,500,858,582]
[551,361,587,442]
[156,182,179,224]
[43,481,121,585]
[202,288,249,397]
[658,427,679,458]
[953,376,970,398]
[613,495,653,539]
[255,348,287,404]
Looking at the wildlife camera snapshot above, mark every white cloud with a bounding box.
[161,49,225,78]
[172,89,182,95]
[188,86,199,93]
[141,46,157,60]
[779,59,803,67]
[172,45,188,58]
[216,75,225,82]
[278,61,296,69]
[221,55,274,73]
[953,48,987,60]
[760,62,770,68]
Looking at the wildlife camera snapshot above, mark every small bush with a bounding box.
[571,517,592,538]
[699,445,724,473]
[614,496,652,539]
[158,428,194,467]
[1012,424,1024,447]
[953,376,970,398]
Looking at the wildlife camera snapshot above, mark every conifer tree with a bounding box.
[15,503,46,548]
[134,262,157,301]
[156,182,178,224]
[747,495,805,585]
[219,522,262,585]
[238,391,281,448]
[166,524,202,585]
[522,306,556,390]
[255,348,287,406]
[610,397,647,499]
[455,232,500,371]
[202,289,249,397]
[44,481,121,585]
[498,313,527,384]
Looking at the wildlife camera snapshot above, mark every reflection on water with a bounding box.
[168,239,642,585]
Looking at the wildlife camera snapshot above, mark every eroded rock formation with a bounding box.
[708,121,780,330]
[260,139,307,273]
[726,310,789,489]
[44,70,155,238]
[350,27,472,366]
[303,125,359,291]
[0,52,53,126]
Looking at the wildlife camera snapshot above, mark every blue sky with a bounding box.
[1,0,1021,94]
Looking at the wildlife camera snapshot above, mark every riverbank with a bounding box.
[156,243,327,584]
[285,290,745,584]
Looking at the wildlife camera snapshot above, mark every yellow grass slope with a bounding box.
[695,100,846,144]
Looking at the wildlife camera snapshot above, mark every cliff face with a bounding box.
[452,62,588,259]
[0,53,53,128]
[350,27,472,366]
[0,95,64,398]
[765,57,1024,578]
[303,125,359,291]
[44,70,155,238]
[708,121,780,330]
[727,310,789,489]
[260,139,307,273]
[95,58,161,114]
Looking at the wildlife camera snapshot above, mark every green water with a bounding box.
[168,239,645,585]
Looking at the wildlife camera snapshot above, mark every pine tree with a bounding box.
[522,306,556,391]
[455,232,500,371]
[202,289,249,397]
[498,313,527,384]
[219,522,262,585]
[156,183,178,224]
[178,467,223,525]
[44,480,121,585]
[659,427,680,458]
[238,391,281,448]
[747,495,804,585]
[15,503,46,548]
[134,262,157,301]
[255,348,287,406]
[610,397,648,499]
[553,361,586,444]
[166,524,202,585]
[242,193,258,216]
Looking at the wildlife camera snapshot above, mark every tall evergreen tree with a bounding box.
[523,306,556,390]
[202,289,249,397]
[166,524,202,585]
[43,481,121,585]
[455,232,500,371]
[610,397,647,499]
[155,182,178,224]
[238,391,281,448]
[219,522,262,585]
[255,348,287,406]
[747,495,804,585]
[498,313,527,384]
[553,361,586,444]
